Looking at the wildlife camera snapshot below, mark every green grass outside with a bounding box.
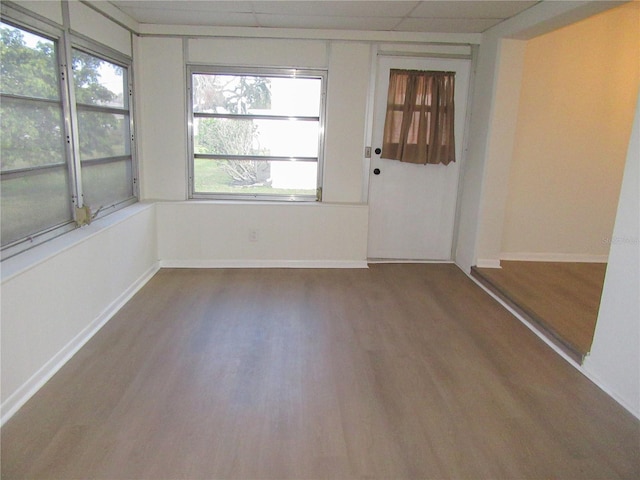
[194,159,315,196]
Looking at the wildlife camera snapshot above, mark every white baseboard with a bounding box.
[580,362,640,420]
[159,259,369,269]
[500,252,608,263]
[475,259,502,268]
[367,259,455,264]
[0,262,160,426]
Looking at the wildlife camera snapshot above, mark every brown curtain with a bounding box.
[381,69,456,165]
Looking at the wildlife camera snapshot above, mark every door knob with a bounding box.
[374,148,382,155]
[373,168,381,175]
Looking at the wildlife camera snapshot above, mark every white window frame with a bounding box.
[0,5,137,260]
[187,65,327,202]
[69,37,138,215]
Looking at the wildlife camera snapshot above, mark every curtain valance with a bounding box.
[381,69,456,165]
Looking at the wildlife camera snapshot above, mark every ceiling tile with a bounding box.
[252,1,418,17]
[395,17,502,33]
[110,1,539,33]
[124,8,257,27]
[410,1,538,19]
[115,1,254,14]
[256,14,400,31]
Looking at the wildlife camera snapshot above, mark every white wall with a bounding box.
[137,36,372,204]
[501,3,639,261]
[457,0,625,272]
[69,0,132,56]
[8,0,63,24]
[471,38,527,268]
[0,1,156,425]
[323,42,371,203]
[136,37,187,201]
[458,0,640,418]
[157,202,368,267]
[5,0,638,424]
[1,203,158,424]
[584,94,640,418]
[136,35,375,265]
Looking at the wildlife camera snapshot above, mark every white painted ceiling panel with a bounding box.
[252,1,419,17]
[396,17,503,33]
[110,0,542,33]
[114,1,255,13]
[257,14,400,31]
[124,9,258,26]
[410,1,539,19]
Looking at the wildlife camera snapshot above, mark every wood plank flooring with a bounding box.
[472,261,607,361]
[2,265,638,479]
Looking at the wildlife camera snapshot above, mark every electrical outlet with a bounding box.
[249,229,259,242]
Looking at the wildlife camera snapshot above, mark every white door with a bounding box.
[367,56,470,260]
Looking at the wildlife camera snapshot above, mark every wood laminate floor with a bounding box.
[472,261,607,361]
[2,265,638,479]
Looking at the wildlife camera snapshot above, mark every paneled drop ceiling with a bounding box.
[110,1,541,33]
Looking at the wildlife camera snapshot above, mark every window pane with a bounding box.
[72,49,126,108]
[1,167,72,245]
[193,74,321,117]
[0,99,66,171]
[0,22,59,100]
[194,158,317,195]
[77,110,130,160]
[194,118,319,158]
[81,158,133,209]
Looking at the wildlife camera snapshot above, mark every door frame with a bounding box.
[364,45,478,262]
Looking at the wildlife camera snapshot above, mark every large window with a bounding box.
[0,13,136,260]
[0,21,72,249]
[72,48,134,211]
[188,67,326,201]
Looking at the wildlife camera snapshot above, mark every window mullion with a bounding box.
[75,103,129,115]
[193,112,320,122]
[194,154,318,162]
[59,24,84,213]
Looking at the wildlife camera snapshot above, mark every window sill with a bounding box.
[179,199,366,208]
[1,202,155,284]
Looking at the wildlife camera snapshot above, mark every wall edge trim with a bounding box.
[158,260,369,269]
[476,258,502,268]
[500,252,608,263]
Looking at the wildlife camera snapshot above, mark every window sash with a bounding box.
[0,11,137,260]
[188,66,326,201]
